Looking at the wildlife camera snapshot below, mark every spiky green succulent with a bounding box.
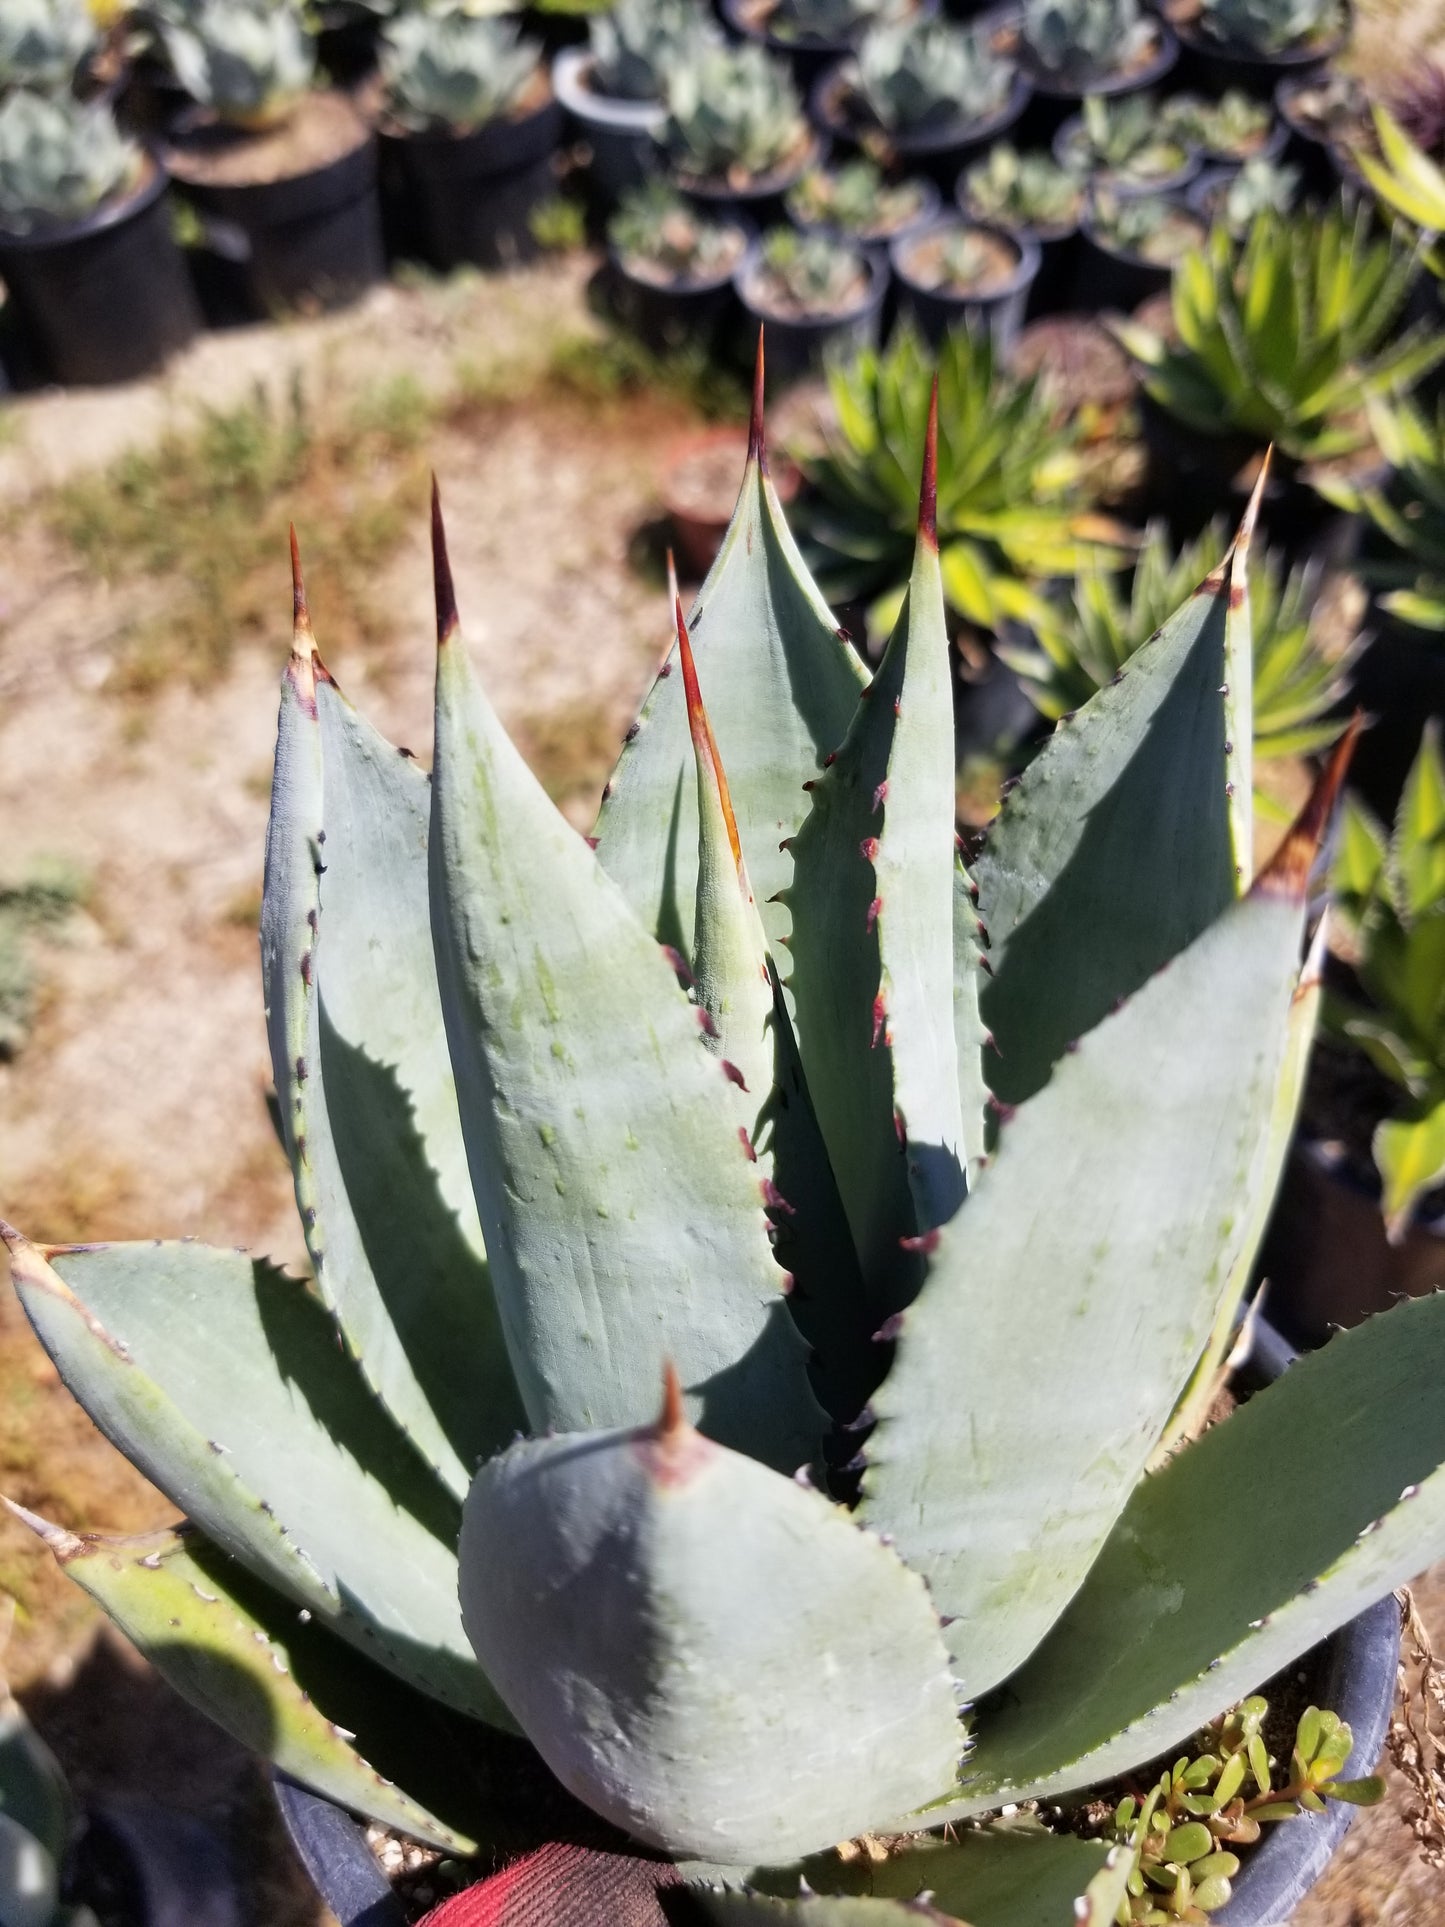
[1325,725,1445,1238]
[1002,517,1360,762]
[1199,0,1343,55]
[957,143,1084,233]
[794,323,1131,636]
[588,0,718,103]
[609,180,745,280]
[665,42,808,184]
[748,227,869,312]
[381,10,541,132]
[1115,200,1445,465]
[1020,0,1153,81]
[0,89,141,235]
[1318,398,1445,632]
[1089,188,1206,263]
[1163,88,1274,160]
[1057,92,1190,185]
[1206,155,1301,232]
[0,0,95,92]
[5,366,1443,1922]
[1353,103,1445,273]
[152,0,316,129]
[852,17,1012,135]
[769,0,905,46]
[786,160,928,239]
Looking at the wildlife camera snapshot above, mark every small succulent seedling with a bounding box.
[1199,0,1343,55]
[1060,93,1190,185]
[958,143,1084,232]
[0,0,95,92]
[1318,398,1445,632]
[1088,189,1206,263]
[1163,89,1273,159]
[609,179,744,279]
[852,17,1012,134]
[0,88,140,234]
[1326,725,1445,1238]
[151,0,316,129]
[1006,516,1358,763]
[1115,201,1445,465]
[381,11,541,132]
[665,43,809,184]
[5,348,1443,1926]
[786,159,928,238]
[750,227,869,312]
[589,0,718,103]
[1020,0,1154,81]
[1211,155,1300,231]
[769,0,905,46]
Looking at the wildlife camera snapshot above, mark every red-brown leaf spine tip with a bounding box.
[1254,713,1364,900]
[289,525,312,640]
[658,1358,686,1438]
[0,1220,22,1254]
[748,327,767,472]
[918,373,938,550]
[431,474,459,645]
[675,593,745,871]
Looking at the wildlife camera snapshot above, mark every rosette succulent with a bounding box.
[382,10,541,132]
[1057,93,1192,188]
[666,42,808,184]
[1199,0,1343,55]
[769,0,905,45]
[958,143,1084,233]
[1020,0,1154,82]
[787,159,929,240]
[588,0,718,103]
[152,0,316,129]
[748,227,869,312]
[609,179,745,280]
[6,355,1445,1927]
[0,88,140,234]
[854,17,1012,135]
[0,0,95,93]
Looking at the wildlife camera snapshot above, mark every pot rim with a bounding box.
[551,46,668,131]
[0,151,167,252]
[889,212,1041,300]
[808,59,1031,160]
[732,234,889,324]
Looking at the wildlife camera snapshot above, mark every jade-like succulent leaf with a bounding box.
[427,499,821,1475]
[261,568,524,1499]
[4,1233,508,1726]
[862,866,1310,1701]
[924,1290,1445,1818]
[458,1385,962,1866]
[593,363,868,960]
[6,1512,481,1853]
[788,416,967,1313]
[973,549,1238,1106]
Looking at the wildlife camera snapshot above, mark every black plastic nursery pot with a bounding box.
[891,216,1039,350]
[551,50,667,206]
[606,229,750,351]
[953,179,1085,320]
[1168,9,1351,103]
[314,2,383,85]
[732,242,888,383]
[1258,1140,1445,1355]
[382,94,566,272]
[788,173,941,272]
[1273,73,1362,197]
[168,107,385,317]
[673,134,826,228]
[272,1322,1404,1927]
[1050,117,1203,200]
[809,63,1032,189]
[0,159,201,387]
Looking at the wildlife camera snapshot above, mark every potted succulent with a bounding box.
[809,17,1026,184]
[1000,0,1178,139]
[1114,201,1444,553]
[955,140,1083,315]
[1075,187,1206,310]
[793,320,1129,639]
[1163,86,1285,167]
[378,8,562,270]
[663,41,818,221]
[553,0,719,203]
[733,224,885,379]
[1260,728,1445,1350]
[607,177,748,347]
[5,365,1438,1927]
[0,88,200,384]
[1188,151,1300,230]
[785,155,939,267]
[1274,65,1368,190]
[721,0,925,90]
[0,0,97,94]
[1164,0,1350,102]
[154,0,384,315]
[1053,91,1201,197]
[890,211,1038,346]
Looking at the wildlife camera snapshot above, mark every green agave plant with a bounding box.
[1353,102,1445,253]
[1004,511,1361,762]
[5,351,1445,1926]
[1318,396,1445,632]
[793,323,1131,637]
[1115,200,1445,466]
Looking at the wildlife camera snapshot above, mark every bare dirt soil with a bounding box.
[0,246,1441,1927]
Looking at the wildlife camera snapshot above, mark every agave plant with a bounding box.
[957,143,1084,233]
[1202,155,1301,233]
[852,17,1012,136]
[768,0,905,45]
[1353,102,1445,262]
[786,159,929,240]
[1019,0,1154,82]
[0,1623,95,1927]
[381,9,541,132]
[665,42,809,185]
[1115,200,1445,465]
[748,227,869,312]
[1058,93,1192,188]
[588,0,718,103]
[609,179,745,280]
[1088,188,1206,264]
[1326,725,1445,1237]
[795,323,1130,634]
[1162,88,1274,161]
[4,345,1443,1925]
[5,349,1441,1927]
[0,0,95,93]
[1199,0,1343,55]
[152,0,315,129]
[1318,397,1445,631]
[1003,515,1360,761]
[0,88,140,234]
